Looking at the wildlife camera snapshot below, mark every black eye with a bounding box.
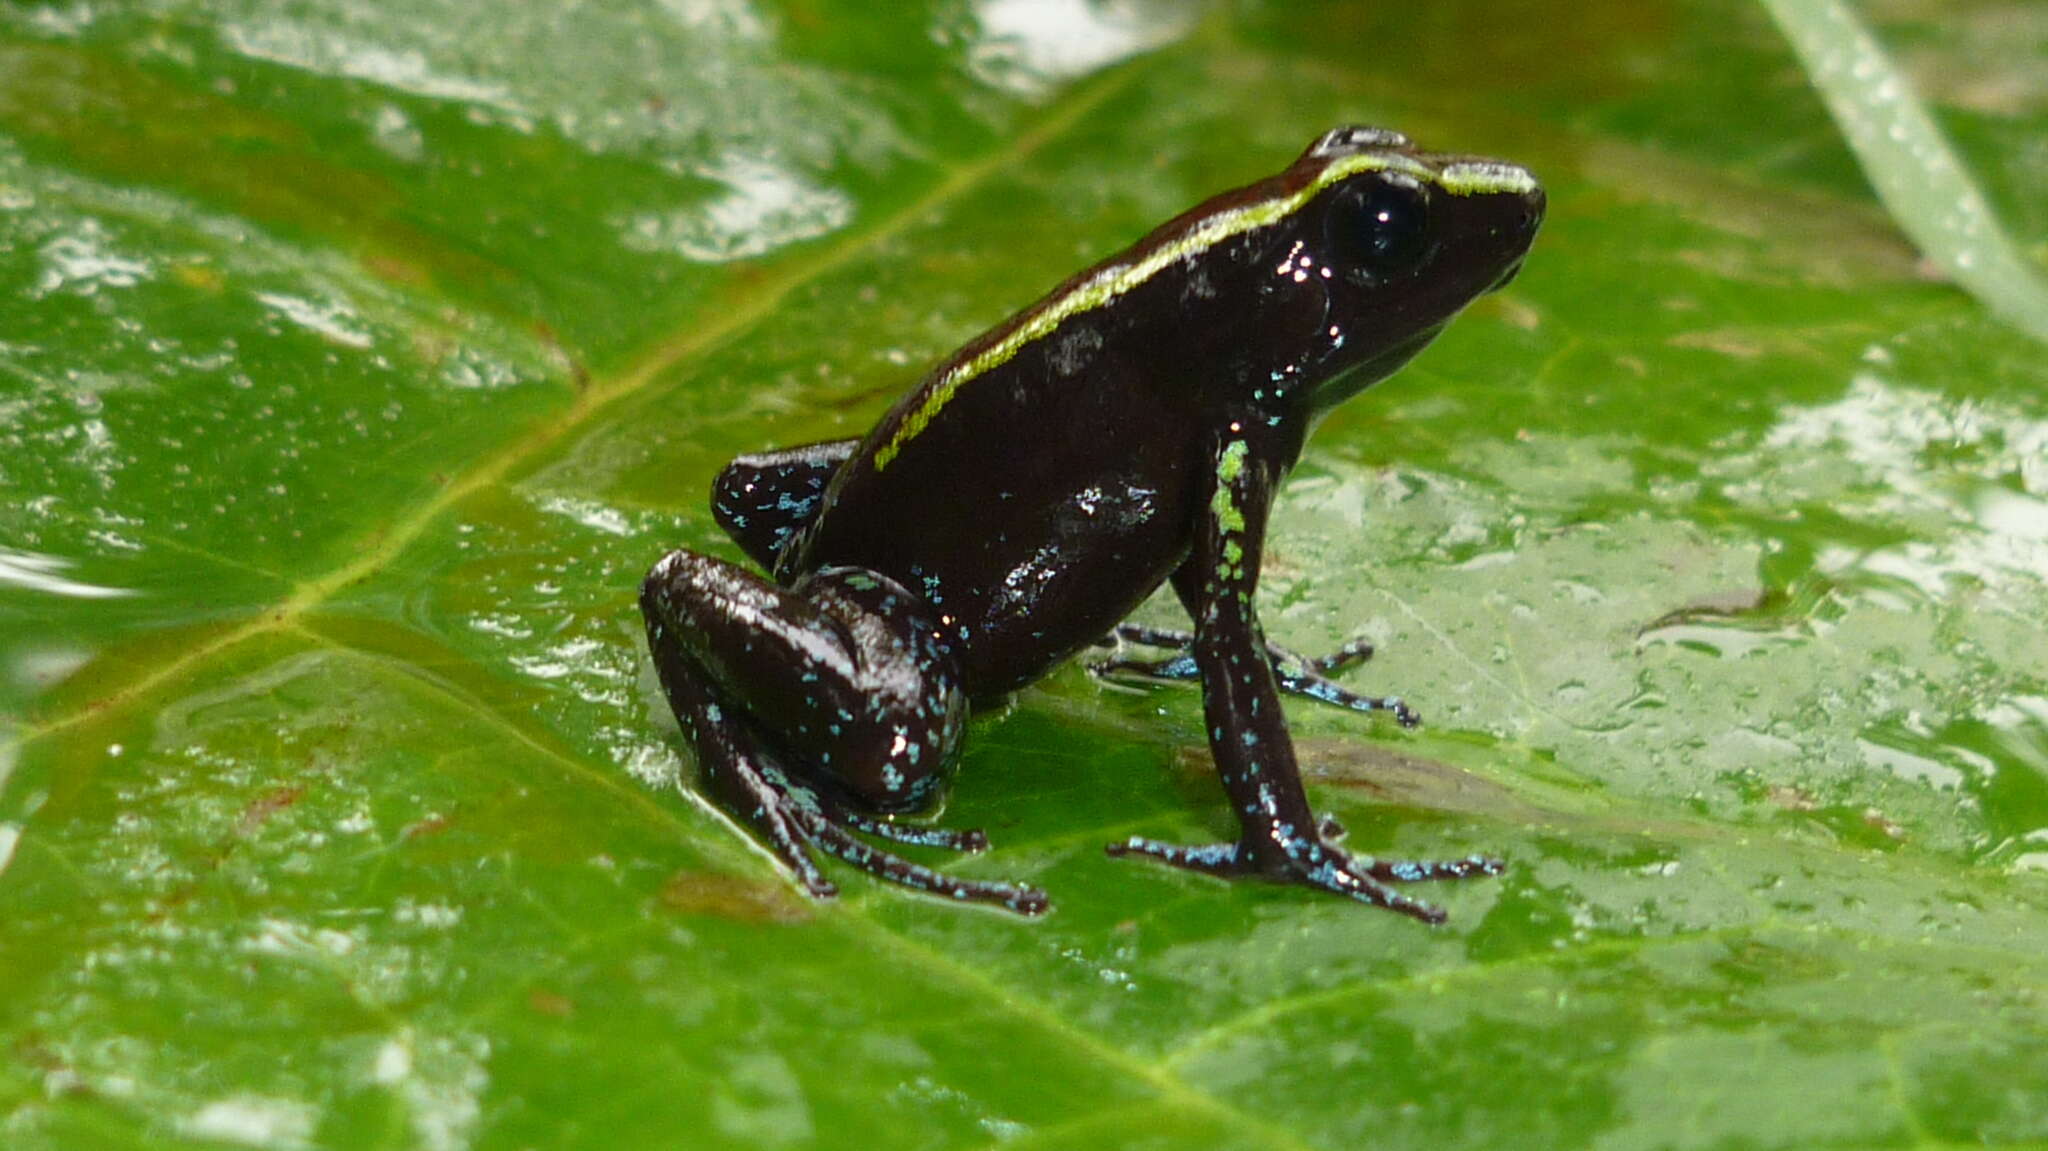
[1329,178,1431,277]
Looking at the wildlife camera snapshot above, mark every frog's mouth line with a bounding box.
[1357,323,1444,376]
[1488,256,1526,293]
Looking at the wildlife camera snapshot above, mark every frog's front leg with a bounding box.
[709,439,858,570]
[1105,433,1497,923]
[641,551,1047,915]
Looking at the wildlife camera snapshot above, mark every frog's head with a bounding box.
[1283,125,1543,412]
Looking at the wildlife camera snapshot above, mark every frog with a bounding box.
[641,125,1543,921]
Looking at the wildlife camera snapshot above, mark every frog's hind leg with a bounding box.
[640,550,1047,915]
[1091,623,1418,727]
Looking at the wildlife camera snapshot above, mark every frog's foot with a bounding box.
[742,762,1049,915]
[1090,625,1419,727]
[1106,834,1498,924]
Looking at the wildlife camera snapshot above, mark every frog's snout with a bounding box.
[1486,189,1543,292]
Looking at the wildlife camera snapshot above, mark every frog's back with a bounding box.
[787,284,1208,695]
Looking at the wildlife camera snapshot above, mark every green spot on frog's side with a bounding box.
[1211,487,1246,535]
[1217,439,1248,483]
[1210,440,1249,535]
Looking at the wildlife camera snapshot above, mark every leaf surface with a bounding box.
[4,2,2047,1149]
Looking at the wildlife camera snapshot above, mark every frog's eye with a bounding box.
[1329,177,1431,278]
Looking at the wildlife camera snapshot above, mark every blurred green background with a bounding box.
[3,1,2046,1148]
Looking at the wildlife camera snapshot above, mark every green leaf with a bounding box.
[4,2,2046,1149]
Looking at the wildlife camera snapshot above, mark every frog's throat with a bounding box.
[1310,322,1446,415]
[871,152,1538,472]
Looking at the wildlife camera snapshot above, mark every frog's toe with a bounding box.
[760,818,838,900]
[709,761,840,898]
[1092,628,1418,725]
[1105,836,1248,878]
[793,870,839,900]
[1087,651,1201,684]
[835,808,989,853]
[1308,635,1377,674]
[1277,668,1420,726]
[1346,882,1448,924]
[808,816,1048,914]
[1355,853,1503,883]
[1305,855,1449,922]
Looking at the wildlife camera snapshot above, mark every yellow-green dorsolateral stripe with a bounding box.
[871,153,1536,471]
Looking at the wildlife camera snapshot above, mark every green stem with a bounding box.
[1759,0,2048,344]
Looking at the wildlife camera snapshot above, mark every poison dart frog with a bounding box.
[641,126,1543,921]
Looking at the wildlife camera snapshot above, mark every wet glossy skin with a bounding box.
[642,126,1544,919]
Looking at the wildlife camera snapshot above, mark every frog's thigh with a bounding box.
[641,551,965,813]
